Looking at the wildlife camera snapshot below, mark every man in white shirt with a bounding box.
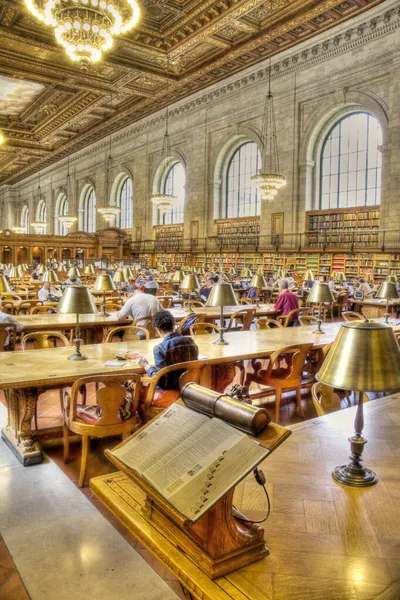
[115,285,163,326]
[358,278,372,296]
[38,282,61,302]
[0,300,23,348]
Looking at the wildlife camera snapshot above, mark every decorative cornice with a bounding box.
[8,0,400,190]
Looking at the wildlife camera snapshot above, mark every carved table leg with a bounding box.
[1,387,42,466]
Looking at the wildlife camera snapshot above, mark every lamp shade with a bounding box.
[303,270,314,282]
[276,268,285,279]
[206,283,238,308]
[37,265,46,275]
[307,282,335,304]
[317,321,400,392]
[250,274,267,289]
[376,281,399,300]
[181,274,200,292]
[198,267,206,275]
[68,267,81,278]
[158,265,167,273]
[338,272,346,282]
[84,265,95,275]
[0,264,7,271]
[0,276,11,293]
[93,274,116,292]
[57,264,67,273]
[172,270,185,283]
[240,268,252,278]
[58,285,97,315]
[42,269,59,283]
[113,270,128,284]
[123,267,134,279]
[8,267,20,280]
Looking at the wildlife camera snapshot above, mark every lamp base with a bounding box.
[213,338,229,345]
[68,353,88,361]
[332,464,378,487]
[100,311,111,318]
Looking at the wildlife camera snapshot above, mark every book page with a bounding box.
[112,404,269,522]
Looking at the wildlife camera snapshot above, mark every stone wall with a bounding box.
[1,0,399,239]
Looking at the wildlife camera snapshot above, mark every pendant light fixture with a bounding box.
[98,135,121,225]
[151,58,177,216]
[252,0,286,201]
[59,157,78,230]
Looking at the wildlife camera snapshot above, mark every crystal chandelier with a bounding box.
[24,0,141,68]
[252,2,286,201]
[151,89,176,216]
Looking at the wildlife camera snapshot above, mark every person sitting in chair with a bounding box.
[0,299,23,349]
[138,310,199,410]
[274,278,299,326]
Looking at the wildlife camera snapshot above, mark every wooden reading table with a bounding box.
[91,394,400,600]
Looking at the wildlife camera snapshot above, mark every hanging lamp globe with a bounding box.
[24,0,141,68]
[58,215,78,229]
[151,194,177,215]
[251,173,286,201]
[97,205,121,223]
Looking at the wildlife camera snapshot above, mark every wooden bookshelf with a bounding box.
[306,207,380,248]
[215,217,260,238]
[154,224,184,240]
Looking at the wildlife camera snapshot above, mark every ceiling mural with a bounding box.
[0,0,385,185]
[0,75,45,116]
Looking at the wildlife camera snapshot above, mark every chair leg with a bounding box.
[296,386,304,417]
[34,403,38,431]
[79,435,90,488]
[63,425,70,463]
[274,388,282,424]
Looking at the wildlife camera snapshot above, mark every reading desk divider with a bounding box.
[103,384,292,579]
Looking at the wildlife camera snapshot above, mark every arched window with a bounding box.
[83,188,96,233]
[21,205,29,233]
[58,194,69,235]
[117,177,133,229]
[37,198,47,223]
[320,112,382,209]
[161,162,185,225]
[225,142,261,218]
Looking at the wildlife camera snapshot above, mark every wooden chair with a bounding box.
[63,374,142,487]
[310,302,333,321]
[277,307,310,327]
[158,297,172,309]
[299,315,320,326]
[21,330,70,429]
[226,309,255,332]
[312,381,367,417]
[362,306,384,320]
[189,322,219,336]
[0,301,14,314]
[333,292,349,317]
[342,311,364,321]
[105,302,123,312]
[176,313,204,334]
[140,359,207,423]
[394,331,400,345]
[17,300,43,315]
[183,300,204,308]
[254,317,283,330]
[133,316,158,339]
[245,343,314,423]
[30,305,57,314]
[104,325,150,343]
[0,323,17,351]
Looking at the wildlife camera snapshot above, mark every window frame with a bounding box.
[118,177,133,230]
[159,161,185,226]
[84,188,96,233]
[224,142,261,219]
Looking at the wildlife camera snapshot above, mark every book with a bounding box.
[111,403,269,522]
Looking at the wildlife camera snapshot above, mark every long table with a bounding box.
[0,325,342,466]
[90,394,400,600]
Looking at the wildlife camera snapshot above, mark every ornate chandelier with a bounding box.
[151,194,176,215]
[98,206,121,222]
[59,215,78,228]
[31,221,47,234]
[24,0,141,67]
[251,2,286,201]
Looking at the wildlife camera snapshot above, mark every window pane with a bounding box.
[119,178,133,229]
[320,112,382,209]
[162,162,185,225]
[84,189,96,233]
[225,142,261,218]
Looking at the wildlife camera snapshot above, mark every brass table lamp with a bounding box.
[307,282,335,334]
[205,282,238,345]
[181,274,200,312]
[68,267,81,278]
[57,264,67,273]
[317,321,400,487]
[376,281,398,324]
[386,275,397,284]
[303,269,314,282]
[42,269,59,283]
[123,267,134,280]
[93,274,116,317]
[57,285,97,361]
[84,264,95,276]
[8,267,21,291]
[240,268,252,278]
[0,275,11,293]
[338,272,346,283]
[37,265,46,276]
[113,269,129,299]
[158,265,167,273]
[172,270,185,283]
[249,273,267,308]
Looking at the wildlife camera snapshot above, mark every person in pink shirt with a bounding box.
[274,279,299,326]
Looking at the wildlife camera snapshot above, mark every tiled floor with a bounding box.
[0,536,30,600]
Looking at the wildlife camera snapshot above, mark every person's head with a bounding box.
[127,284,139,296]
[279,278,289,291]
[69,276,77,284]
[31,273,38,280]
[359,278,365,284]
[147,275,153,281]
[42,282,50,290]
[206,277,214,288]
[152,310,176,335]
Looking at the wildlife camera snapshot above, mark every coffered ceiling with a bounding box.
[0,0,384,185]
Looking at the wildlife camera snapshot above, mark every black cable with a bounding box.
[233,468,271,524]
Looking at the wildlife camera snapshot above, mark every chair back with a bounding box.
[105,325,150,343]
[268,343,314,382]
[177,312,204,334]
[0,323,17,351]
[159,297,172,309]
[254,317,283,330]
[132,316,158,339]
[277,307,309,327]
[30,305,57,314]
[0,302,14,314]
[17,300,43,315]
[362,306,383,320]
[105,302,123,312]
[190,322,219,335]
[183,300,204,308]
[342,311,364,321]
[311,382,342,417]
[22,331,70,350]
[299,315,319,326]
[335,292,349,306]
[227,309,255,331]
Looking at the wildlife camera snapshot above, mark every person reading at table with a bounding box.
[0,300,23,349]
[274,278,299,326]
[138,310,199,410]
[65,274,82,285]
[200,276,217,302]
[38,282,61,302]
[115,285,163,335]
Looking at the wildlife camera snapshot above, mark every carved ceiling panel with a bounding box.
[0,0,385,184]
